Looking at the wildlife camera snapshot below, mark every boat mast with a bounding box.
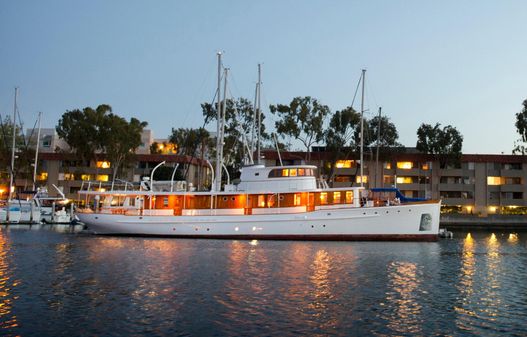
[214,52,222,192]
[32,111,42,191]
[220,66,228,177]
[360,69,365,188]
[375,107,381,188]
[256,63,262,165]
[8,87,18,201]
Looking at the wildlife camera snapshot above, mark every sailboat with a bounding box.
[1,88,41,224]
[75,59,441,240]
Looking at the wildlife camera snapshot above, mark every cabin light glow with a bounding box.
[290,168,297,177]
[346,191,353,203]
[333,192,341,204]
[488,206,497,213]
[397,162,413,169]
[466,206,473,213]
[294,193,301,206]
[96,175,109,182]
[81,174,91,181]
[38,172,48,181]
[320,192,328,204]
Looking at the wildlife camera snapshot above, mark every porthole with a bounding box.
[279,195,284,201]
[231,197,235,201]
[223,197,228,201]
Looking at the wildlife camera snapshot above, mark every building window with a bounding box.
[384,162,392,169]
[396,176,414,184]
[396,162,414,169]
[356,175,368,184]
[96,161,111,169]
[81,174,91,181]
[336,160,354,168]
[384,175,395,185]
[37,172,48,181]
[96,175,109,182]
[42,135,52,148]
[335,175,351,183]
[487,177,503,185]
[502,163,522,170]
[64,173,75,181]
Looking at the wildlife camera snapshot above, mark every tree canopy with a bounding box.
[513,99,527,154]
[416,123,463,164]
[56,104,147,180]
[202,97,268,172]
[270,96,329,160]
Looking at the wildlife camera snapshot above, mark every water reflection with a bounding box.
[0,230,18,332]
[385,261,423,335]
[455,232,477,330]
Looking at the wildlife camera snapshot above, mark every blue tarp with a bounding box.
[370,187,427,203]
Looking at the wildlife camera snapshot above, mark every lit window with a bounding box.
[290,169,297,177]
[81,174,91,181]
[96,175,109,182]
[396,176,413,184]
[64,173,75,180]
[356,175,368,184]
[487,177,503,185]
[38,172,48,181]
[320,192,328,204]
[258,195,265,207]
[334,192,341,203]
[282,169,289,177]
[421,163,430,170]
[96,161,111,169]
[345,191,353,203]
[397,162,413,169]
[336,160,354,168]
[384,162,392,169]
[294,193,301,206]
[298,168,305,176]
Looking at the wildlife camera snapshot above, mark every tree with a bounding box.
[102,115,148,180]
[324,106,361,180]
[202,97,268,172]
[270,96,330,160]
[56,104,112,162]
[0,115,27,185]
[364,115,402,149]
[56,104,147,181]
[416,123,463,166]
[513,99,527,154]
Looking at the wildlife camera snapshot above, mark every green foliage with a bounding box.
[202,97,268,171]
[364,115,402,149]
[56,104,147,179]
[270,96,329,160]
[0,115,31,183]
[513,99,527,154]
[169,127,210,157]
[416,123,463,164]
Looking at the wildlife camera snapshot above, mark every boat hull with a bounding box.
[77,202,441,241]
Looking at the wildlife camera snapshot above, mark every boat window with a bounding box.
[282,169,289,177]
[298,168,305,176]
[290,169,297,177]
[163,197,169,207]
[346,191,353,203]
[223,197,228,201]
[294,193,301,206]
[320,192,328,205]
[258,195,265,207]
[279,195,284,201]
[334,192,341,204]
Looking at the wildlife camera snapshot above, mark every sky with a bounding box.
[1,0,526,154]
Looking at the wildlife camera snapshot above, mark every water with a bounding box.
[0,226,526,336]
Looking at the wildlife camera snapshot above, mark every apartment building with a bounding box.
[260,150,527,216]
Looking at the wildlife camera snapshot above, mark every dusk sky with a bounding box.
[1,1,526,154]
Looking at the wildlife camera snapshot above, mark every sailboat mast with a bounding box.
[32,111,42,190]
[220,67,229,176]
[8,87,18,201]
[375,107,381,188]
[214,52,222,192]
[360,69,365,188]
[256,63,262,165]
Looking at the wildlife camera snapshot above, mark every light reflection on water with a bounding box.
[0,227,526,336]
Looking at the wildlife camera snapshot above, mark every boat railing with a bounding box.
[79,180,142,192]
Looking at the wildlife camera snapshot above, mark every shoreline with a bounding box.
[441,214,527,229]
